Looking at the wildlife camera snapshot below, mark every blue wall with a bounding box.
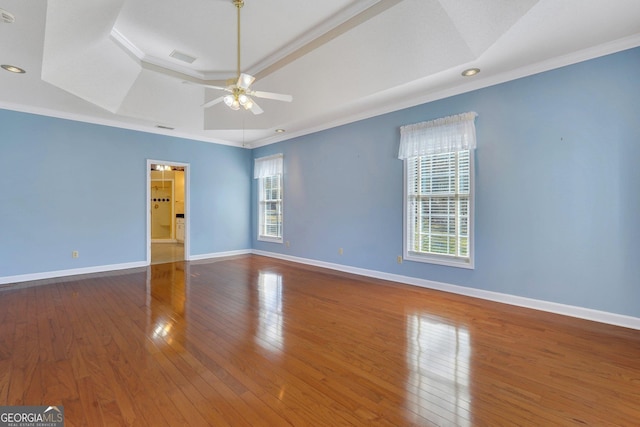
[1,47,638,318]
[0,113,251,276]
[253,47,640,317]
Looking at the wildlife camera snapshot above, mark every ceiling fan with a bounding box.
[187,0,292,115]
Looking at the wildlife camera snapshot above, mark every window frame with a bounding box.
[402,149,475,269]
[257,172,283,244]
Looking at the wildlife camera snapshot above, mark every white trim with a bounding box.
[257,236,284,244]
[110,1,384,82]
[1,35,637,150]
[0,261,147,287]
[251,34,640,149]
[3,249,637,330]
[252,250,640,331]
[0,249,251,285]
[247,0,384,77]
[404,252,473,269]
[402,150,475,270]
[188,249,252,261]
[0,101,241,147]
[110,28,145,61]
[257,169,284,242]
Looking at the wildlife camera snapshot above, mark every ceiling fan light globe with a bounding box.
[238,73,255,90]
[195,3,284,115]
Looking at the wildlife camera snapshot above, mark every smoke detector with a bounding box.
[0,9,15,24]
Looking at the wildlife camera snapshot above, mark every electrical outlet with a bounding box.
[338,248,343,255]
[72,250,79,258]
[286,241,290,248]
[397,255,403,264]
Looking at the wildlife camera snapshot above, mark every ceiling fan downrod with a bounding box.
[188,0,291,115]
[233,0,244,80]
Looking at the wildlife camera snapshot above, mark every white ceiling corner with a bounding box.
[42,0,141,113]
[438,0,540,58]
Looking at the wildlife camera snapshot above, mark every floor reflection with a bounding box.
[146,262,189,347]
[406,313,471,426]
[256,271,284,352]
[151,242,184,265]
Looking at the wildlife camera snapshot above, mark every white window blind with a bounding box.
[255,154,283,242]
[399,112,477,268]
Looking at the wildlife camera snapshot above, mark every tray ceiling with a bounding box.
[1,0,639,147]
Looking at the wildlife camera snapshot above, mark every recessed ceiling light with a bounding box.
[275,129,286,133]
[461,68,480,77]
[1,64,25,74]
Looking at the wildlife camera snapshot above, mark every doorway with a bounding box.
[147,160,189,265]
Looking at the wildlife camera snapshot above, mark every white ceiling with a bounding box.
[1,0,639,148]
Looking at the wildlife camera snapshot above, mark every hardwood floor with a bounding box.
[1,255,639,426]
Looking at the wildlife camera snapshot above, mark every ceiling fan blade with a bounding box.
[249,99,263,115]
[183,81,228,91]
[249,90,293,102]
[237,73,255,90]
[202,96,225,108]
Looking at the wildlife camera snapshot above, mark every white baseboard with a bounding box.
[252,250,640,331]
[0,261,148,287]
[188,249,252,261]
[4,250,637,330]
[0,249,251,287]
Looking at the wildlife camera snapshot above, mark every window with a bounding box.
[254,154,283,243]
[398,112,477,268]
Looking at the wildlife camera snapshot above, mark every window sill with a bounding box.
[258,236,283,244]
[404,251,474,269]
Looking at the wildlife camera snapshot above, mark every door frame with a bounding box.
[146,159,190,265]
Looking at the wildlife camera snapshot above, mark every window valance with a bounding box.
[254,154,283,179]
[398,112,478,159]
